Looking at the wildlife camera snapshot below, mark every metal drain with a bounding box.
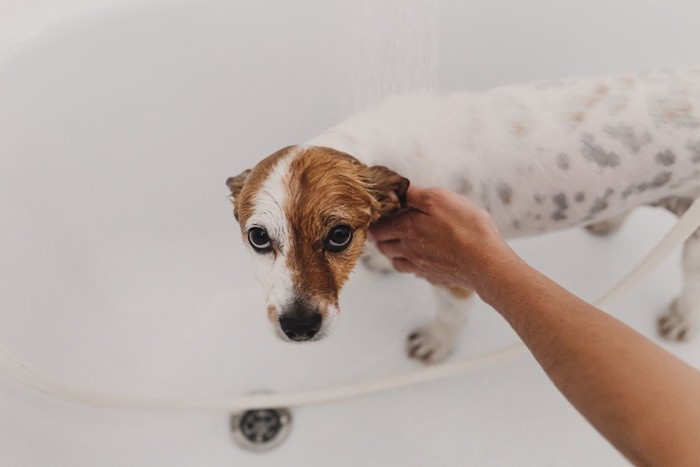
[230,407,292,452]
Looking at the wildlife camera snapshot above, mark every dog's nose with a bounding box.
[279,313,322,341]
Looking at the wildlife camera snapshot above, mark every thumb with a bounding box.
[405,185,432,212]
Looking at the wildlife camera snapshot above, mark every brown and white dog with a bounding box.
[227,68,700,363]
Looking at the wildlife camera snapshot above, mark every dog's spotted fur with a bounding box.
[229,68,700,360]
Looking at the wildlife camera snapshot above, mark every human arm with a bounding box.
[370,186,700,466]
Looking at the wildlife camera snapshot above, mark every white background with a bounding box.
[0,0,699,465]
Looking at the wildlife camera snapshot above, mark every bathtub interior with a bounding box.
[0,0,699,465]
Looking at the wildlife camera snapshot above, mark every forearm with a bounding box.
[474,254,700,466]
[370,186,700,464]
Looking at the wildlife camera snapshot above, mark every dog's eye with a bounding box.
[325,225,353,252]
[248,227,272,252]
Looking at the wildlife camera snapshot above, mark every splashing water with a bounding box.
[342,0,439,114]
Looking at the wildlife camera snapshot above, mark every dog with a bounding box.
[227,68,700,363]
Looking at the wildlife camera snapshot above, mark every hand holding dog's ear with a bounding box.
[370,186,514,291]
[364,165,410,219]
[226,169,252,199]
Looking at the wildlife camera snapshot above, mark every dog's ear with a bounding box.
[226,169,252,199]
[363,165,410,220]
[226,169,252,221]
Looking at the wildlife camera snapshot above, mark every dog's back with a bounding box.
[309,68,700,238]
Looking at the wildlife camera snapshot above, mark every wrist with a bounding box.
[465,240,525,306]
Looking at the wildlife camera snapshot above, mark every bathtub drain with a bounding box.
[231,407,292,451]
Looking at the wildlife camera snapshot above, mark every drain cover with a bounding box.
[230,407,292,452]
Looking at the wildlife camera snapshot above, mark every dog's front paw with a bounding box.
[585,216,627,237]
[658,299,697,341]
[406,323,457,364]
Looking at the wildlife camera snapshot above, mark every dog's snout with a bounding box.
[279,313,322,341]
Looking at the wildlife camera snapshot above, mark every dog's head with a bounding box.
[227,145,409,342]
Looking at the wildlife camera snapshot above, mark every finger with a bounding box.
[369,212,411,242]
[391,257,417,274]
[375,239,406,259]
[405,185,431,212]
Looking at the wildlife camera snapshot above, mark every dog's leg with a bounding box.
[361,241,395,274]
[407,286,473,364]
[657,196,699,341]
[585,211,631,237]
[659,231,700,340]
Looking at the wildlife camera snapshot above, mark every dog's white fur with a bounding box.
[240,68,700,362]
[245,150,298,336]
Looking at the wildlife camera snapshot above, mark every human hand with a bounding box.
[369,186,517,293]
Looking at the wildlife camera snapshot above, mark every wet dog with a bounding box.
[228,68,700,363]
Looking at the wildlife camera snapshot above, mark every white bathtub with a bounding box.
[1,0,699,465]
